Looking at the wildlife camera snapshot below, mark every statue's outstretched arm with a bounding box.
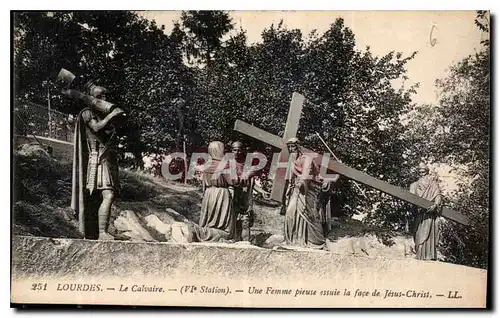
[86,108,123,133]
[63,89,124,133]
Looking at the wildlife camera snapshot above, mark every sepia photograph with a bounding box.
[11,10,490,308]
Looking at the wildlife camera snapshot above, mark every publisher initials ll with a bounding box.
[448,291,462,299]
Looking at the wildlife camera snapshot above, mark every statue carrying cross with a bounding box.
[233,92,469,228]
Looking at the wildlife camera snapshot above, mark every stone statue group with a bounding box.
[61,73,443,262]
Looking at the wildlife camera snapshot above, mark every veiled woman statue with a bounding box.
[172,141,238,243]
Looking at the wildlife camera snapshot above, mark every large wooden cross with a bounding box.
[234,92,469,225]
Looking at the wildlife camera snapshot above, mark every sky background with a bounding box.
[140,10,486,106]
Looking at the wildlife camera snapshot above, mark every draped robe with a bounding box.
[283,153,326,249]
[188,158,238,242]
[171,140,241,243]
[409,174,442,260]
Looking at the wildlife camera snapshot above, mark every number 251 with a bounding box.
[31,283,47,291]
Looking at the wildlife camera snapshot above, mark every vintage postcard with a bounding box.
[11,10,490,308]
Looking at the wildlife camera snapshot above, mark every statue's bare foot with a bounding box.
[98,232,115,241]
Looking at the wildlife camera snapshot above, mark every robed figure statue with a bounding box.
[283,138,333,250]
[409,163,443,260]
[171,141,240,243]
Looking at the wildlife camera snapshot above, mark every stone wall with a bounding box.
[14,135,74,163]
[11,236,487,308]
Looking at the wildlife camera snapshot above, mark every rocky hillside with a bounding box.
[12,144,417,259]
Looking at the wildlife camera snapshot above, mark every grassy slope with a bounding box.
[13,149,204,239]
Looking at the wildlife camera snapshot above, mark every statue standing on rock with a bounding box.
[57,69,127,240]
[409,163,443,260]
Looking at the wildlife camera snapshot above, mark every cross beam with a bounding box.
[234,119,469,226]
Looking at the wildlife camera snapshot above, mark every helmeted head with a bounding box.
[417,162,430,177]
[231,141,245,160]
[231,141,243,150]
[84,80,108,100]
[286,137,299,154]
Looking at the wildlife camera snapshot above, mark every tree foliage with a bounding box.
[14,12,419,224]
[434,34,489,269]
[14,11,192,166]
[187,18,420,227]
[403,11,490,269]
[178,10,234,66]
[13,11,490,268]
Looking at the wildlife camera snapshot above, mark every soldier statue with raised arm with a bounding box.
[58,69,126,240]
